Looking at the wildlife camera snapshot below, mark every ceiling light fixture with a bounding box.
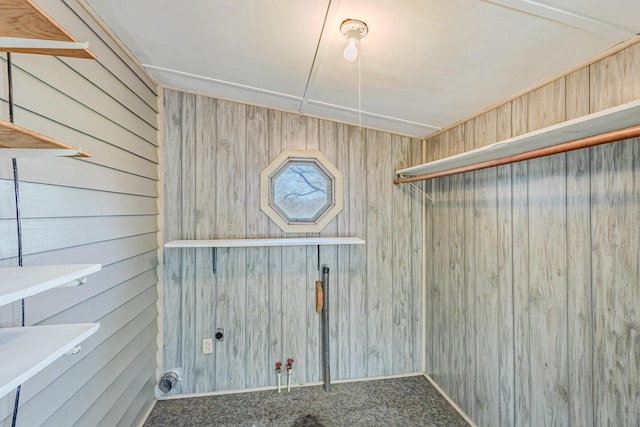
[340,19,368,62]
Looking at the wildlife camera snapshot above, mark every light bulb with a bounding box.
[343,37,358,62]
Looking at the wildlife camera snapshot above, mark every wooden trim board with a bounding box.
[0,118,91,157]
[0,0,95,58]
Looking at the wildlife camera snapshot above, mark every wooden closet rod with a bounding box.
[394,124,640,184]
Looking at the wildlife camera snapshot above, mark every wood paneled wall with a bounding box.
[0,1,158,426]
[423,42,640,426]
[161,89,424,395]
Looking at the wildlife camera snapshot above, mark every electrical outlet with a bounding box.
[202,338,213,354]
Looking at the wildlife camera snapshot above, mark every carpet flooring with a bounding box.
[143,375,471,427]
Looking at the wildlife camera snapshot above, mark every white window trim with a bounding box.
[260,149,344,233]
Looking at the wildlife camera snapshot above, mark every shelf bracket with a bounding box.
[64,345,82,356]
[398,175,434,204]
[211,247,217,275]
[0,37,89,51]
[58,277,88,288]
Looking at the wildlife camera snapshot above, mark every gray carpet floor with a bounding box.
[144,375,471,427]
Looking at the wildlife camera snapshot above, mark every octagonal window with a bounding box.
[271,160,331,222]
[260,150,343,233]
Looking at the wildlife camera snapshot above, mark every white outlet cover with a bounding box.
[202,338,213,354]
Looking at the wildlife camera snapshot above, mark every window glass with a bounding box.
[271,161,331,222]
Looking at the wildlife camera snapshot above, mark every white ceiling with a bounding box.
[85,0,640,138]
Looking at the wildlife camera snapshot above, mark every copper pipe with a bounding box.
[394,124,640,185]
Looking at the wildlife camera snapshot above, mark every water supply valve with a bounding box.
[275,361,283,393]
[286,358,294,392]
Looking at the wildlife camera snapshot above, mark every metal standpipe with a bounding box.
[322,266,330,392]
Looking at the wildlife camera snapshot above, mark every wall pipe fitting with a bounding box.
[159,371,179,393]
[275,362,282,393]
[322,266,330,392]
[286,358,294,392]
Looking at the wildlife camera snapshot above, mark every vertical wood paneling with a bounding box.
[527,83,569,427]
[162,90,183,385]
[462,121,476,417]
[307,117,323,383]
[193,95,217,393]
[161,90,422,395]
[511,94,531,427]
[496,102,515,427]
[279,111,308,383]
[591,138,640,426]
[590,43,640,112]
[214,100,247,390]
[348,127,368,378]
[564,67,594,427]
[179,93,197,392]
[423,37,640,427]
[472,111,500,427]
[267,109,283,380]
[446,125,466,406]
[244,105,271,387]
[366,130,394,376]
[335,123,351,380]
[392,134,413,373]
[410,137,425,374]
[424,134,439,377]
[430,133,449,388]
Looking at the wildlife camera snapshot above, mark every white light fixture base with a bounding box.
[340,19,368,39]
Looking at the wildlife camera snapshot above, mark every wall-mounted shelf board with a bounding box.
[0,0,95,59]
[0,264,101,308]
[165,237,365,273]
[396,99,640,180]
[165,237,365,248]
[0,323,99,399]
[0,119,91,157]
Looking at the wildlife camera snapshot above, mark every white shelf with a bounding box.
[165,237,366,248]
[0,264,101,308]
[396,99,640,178]
[0,323,100,399]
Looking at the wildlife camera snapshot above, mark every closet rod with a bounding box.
[394,124,640,185]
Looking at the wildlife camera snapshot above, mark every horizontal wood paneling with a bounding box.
[161,88,424,395]
[0,0,159,425]
[423,40,640,427]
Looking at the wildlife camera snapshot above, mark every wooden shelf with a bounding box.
[0,323,99,399]
[396,99,640,180]
[165,237,366,248]
[0,0,95,59]
[0,119,91,157]
[0,264,101,308]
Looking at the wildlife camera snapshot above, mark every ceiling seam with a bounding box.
[298,1,338,115]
